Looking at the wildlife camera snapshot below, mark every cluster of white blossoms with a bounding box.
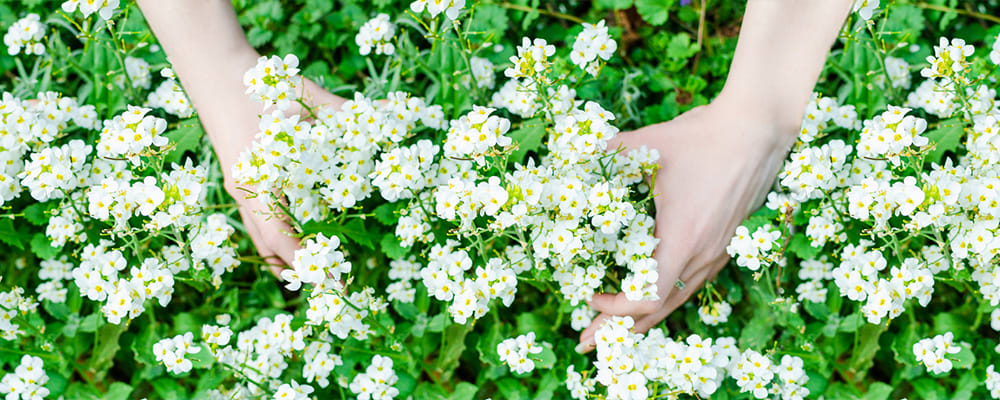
[443,106,512,165]
[97,105,169,164]
[409,0,465,20]
[912,333,962,374]
[154,332,202,374]
[798,93,860,143]
[988,365,1000,399]
[356,14,396,56]
[726,225,782,271]
[349,355,400,400]
[570,20,617,76]
[852,0,879,20]
[4,14,46,56]
[0,288,38,340]
[698,301,733,326]
[992,33,1000,65]
[420,242,519,323]
[833,242,936,324]
[588,316,809,400]
[461,56,496,90]
[505,38,557,84]
[879,56,912,90]
[0,356,49,400]
[281,233,352,290]
[114,56,153,90]
[61,0,119,21]
[921,37,975,84]
[857,106,929,165]
[243,54,302,111]
[497,332,546,374]
[147,68,195,118]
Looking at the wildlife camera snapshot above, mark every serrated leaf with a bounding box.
[373,202,403,225]
[922,118,964,165]
[635,0,673,26]
[24,202,56,225]
[666,32,698,60]
[788,233,821,260]
[380,234,407,260]
[30,234,60,260]
[0,218,24,250]
[164,118,205,165]
[507,117,546,163]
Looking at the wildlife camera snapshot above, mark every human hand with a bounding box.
[576,94,800,352]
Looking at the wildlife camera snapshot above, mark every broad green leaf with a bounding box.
[496,377,530,400]
[922,118,964,165]
[0,218,25,250]
[507,117,547,163]
[449,382,478,400]
[104,382,133,400]
[739,312,775,349]
[594,0,633,9]
[303,218,374,249]
[666,32,699,60]
[30,233,60,260]
[152,377,188,400]
[911,377,946,400]
[24,201,56,225]
[164,117,205,165]
[531,346,556,370]
[381,234,408,260]
[848,323,887,374]
[861,382,892,400]
[90,322,129,378]
[788,233,821,260]
[635,0,673,26]
[950,346,975,370]
[374,202,404,225]
[435,323,473,381]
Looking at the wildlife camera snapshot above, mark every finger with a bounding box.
[238,208,286,277]
[576,312,613,354]
[588,292,662,317]
[256,215,302,268]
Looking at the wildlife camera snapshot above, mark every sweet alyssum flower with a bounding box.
[61,0,119,21]
[4,14,47,56]
[570,20,617,76]
[350,355,400,400]
[913,332,962,374]
[0,355,49,400]
[497,332,546,374]
[356,14,396,56]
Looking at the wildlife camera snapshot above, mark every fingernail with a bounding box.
[574,342,591,354]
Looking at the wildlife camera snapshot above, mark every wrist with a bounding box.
[712,86,802,147]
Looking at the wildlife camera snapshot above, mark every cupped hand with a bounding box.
[577,95,800,352]
[218,79,346,275]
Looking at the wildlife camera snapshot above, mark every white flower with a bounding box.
[356,14,396,56]
[570,20,617,75]
[4,14,47,56]
[497,332,545,374]
[913,332,961,374]
[852,0,879,20]
[698,302,732,326]
[243,54,302,111]
[0,355,49,400]
[153,332,201,374]
[410,0,465,20]
[349,355,399,400]
[62,0,120,20]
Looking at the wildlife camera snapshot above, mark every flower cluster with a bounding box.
[589,316,810,400]
[281,233,352,289]
[505,38,557,84]
[349,355,399,400]
[154,332,202,374]
[243,54,303,111]
[921,37,975,84]
[61,0,119,21]
[0,288,38,340]
[4,14,46,56]
[912,332,962,374]
[570,20,617,75]
[726,225,782,271]
[356,14,396,56]
[497,332,546,374]
[409,0,465,20]
[147,68,195,118]
[0,356,49,400]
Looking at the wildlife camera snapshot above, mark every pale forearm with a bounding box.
[719,0,853,135]
[135,0,345,179]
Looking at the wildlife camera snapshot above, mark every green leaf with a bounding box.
[164,117,205,165]
[152,377,188,400]
[912,377,946,400]
[950,346,975,370]
[80,314,100,333]
[104,382,133,400]
[302,218,374,249]
[739,312,775,349]
[434,322,472,381]
[531,346,556,370]
[24,201,56,225]
[90,322,128,378]
[922,118,964,165]
[635,0,673,26]
[0,218,24,250]
[507,117,547,163]
[496,377,530,400]
[449,382,478,400]
[30,233,60,260]
[594,0,633,9]
[381,234,408,260]
[665,32,699,60]
[848,323,888,374]
[374,202,404,225]
[788,233,821,260]
[861,382,892,400]
[428,313,449,333]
